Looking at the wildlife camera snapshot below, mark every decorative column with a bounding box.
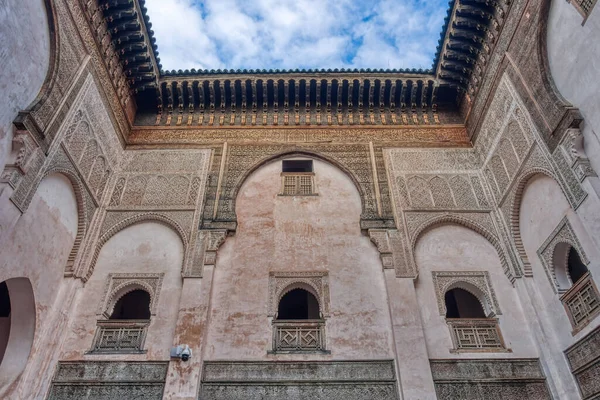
[369,229,436,400]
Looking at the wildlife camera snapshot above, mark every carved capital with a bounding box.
[368,228,417,278]
[185,229,228,278]
[0,130,40,189]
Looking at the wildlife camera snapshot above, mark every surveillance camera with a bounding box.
[180,346,191,362]
[170,344,192,362]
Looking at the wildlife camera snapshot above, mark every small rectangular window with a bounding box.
[280,160,316,196]
[282,160,313,173]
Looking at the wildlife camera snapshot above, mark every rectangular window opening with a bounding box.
[282,160,313,173]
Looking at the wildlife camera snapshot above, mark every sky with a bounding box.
[143,0,450,72]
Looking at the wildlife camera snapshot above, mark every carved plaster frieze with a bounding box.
[430,359,550,400]
[128,126,470,146]
[48,361,168,400]
[400,173,490,211]
[268,271,330,318]
[97,273,164,318]
[432,271,501,316]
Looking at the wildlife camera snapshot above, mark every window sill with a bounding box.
[268,349,331,355]
[277,193,319,197]
[449,348,512,354]
[85,350,147,355]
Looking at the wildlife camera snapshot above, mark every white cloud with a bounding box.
[144,0,449,71]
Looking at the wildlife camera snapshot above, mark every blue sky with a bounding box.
[144,0,450,71]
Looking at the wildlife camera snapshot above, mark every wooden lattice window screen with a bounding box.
[571,0,597,19]
[561,272,600,333]
[90,320,149,353]
[447,318,507,352]
[272,320,325,352]
[281,173,315,196]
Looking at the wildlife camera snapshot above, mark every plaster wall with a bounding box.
[414,224,536,359]
[204,158,394,361]
[61,222,184,361]
[0,173,78,397]
[547,0,600,174]
[519,174,600,347]
[0,0,50,170]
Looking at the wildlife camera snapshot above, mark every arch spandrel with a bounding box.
[410,213,516,283]
[201,145,396,232]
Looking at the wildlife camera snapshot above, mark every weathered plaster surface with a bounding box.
[0,0,50,170]
[414,224,535,358]
[548,0,600,175]
[62,222,184,361]
[518,173,600,399]
[0,173,77,397]
[204,158,394,361]
[520,175,600,343]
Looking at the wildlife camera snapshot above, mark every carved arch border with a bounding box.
[432,271,501,317]
[268,271,330,319]
[40,166,90,276]
[83,213,188,282]
[97,273,164,319]
[536,216,590,293]
[410,213,515,282]
[506,167,560,277]
[16,0,60,125]
[229,150,368,220]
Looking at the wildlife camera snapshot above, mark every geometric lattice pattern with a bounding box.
[447,318,506,352]
[90,320,148,353]
[561,273,600,332]
[281,174,315,195]
[574,0,597,15]
[272,320,325,352]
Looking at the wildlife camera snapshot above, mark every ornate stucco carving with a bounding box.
[432,271,501,317]
[98,273,164,318]
[430,359,550,400]
[47,361,168,400]
[200,360,398,400]
[268,271,330,318]
[537,217,590,293]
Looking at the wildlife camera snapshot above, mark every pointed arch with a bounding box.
[84,213,188,281]
[15,0,59,122]
[412,214,514,282]
[508,168,561,276]
[231,150,367,218]
[38,168,89,276]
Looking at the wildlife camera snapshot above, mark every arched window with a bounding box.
[92,289,151,353]
[567,247,588,285]
[0,278,36,390]
[110,290,151,320]
[444,288,486,319]
[272,287,325,352]
[277,289,320,320]
[444,287,505,352]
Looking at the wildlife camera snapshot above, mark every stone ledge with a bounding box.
[47,361,168,400]
[430,359,550,400]
[202,360,396,382]
[430,358,546,381]
[200,360,399,400]
[52,361,168,383]
[565,326,600,400]
[565,325,600,373]
[200,382,398,400]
